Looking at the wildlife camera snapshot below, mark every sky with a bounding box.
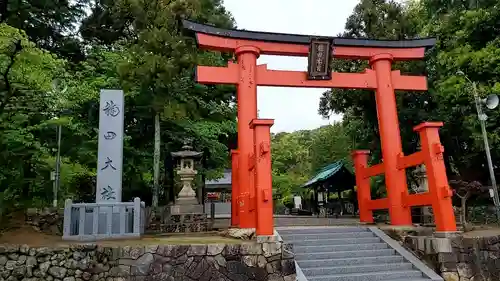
[221,0,359,133]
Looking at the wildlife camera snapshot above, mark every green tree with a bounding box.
[0,0,240,212]
[78,0,237,206]
[0,24,66,208]
[317,0,425,195]
[270,125,357,204]
[317,0,500,198]
[409,0,500,183]
[309,123,353,173]
[0,0,88,61]
[319,0,425,163]
[271,131,312,203]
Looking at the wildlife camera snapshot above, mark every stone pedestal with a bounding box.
[318,206,326,218]
[169,168,203,215]
[146,207,212,234]
[169,204,203,215]
[164,213,210,233]
[433,231,462,238]
[165,163,209,233]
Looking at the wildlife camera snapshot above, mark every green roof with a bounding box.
[301,161,345,188]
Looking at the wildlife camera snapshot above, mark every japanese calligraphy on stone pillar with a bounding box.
[96,90,124,203]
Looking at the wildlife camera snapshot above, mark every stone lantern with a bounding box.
[170,140,203,214]
[317,186,327,218]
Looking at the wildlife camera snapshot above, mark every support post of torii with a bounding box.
[235,46,260,228]
[370,54,412,225]
[230,149,239,227]
[250,119,274,237]
[183,20,457,235]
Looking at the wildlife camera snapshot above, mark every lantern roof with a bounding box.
[171,140,203,159]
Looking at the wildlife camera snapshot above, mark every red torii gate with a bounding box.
[183,20,457,236]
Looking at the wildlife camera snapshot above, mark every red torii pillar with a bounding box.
[250,119,275,236]
[352,122,456,232]
[230,149,239,227]
[182,20,457,234]
[234,46,260,228]
[371,54,412,225]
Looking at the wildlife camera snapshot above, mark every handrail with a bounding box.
[62,197,145,241]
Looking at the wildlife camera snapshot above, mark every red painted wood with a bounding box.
[196,33,426,60]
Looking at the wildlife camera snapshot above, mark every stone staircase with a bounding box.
[277,226,442,281]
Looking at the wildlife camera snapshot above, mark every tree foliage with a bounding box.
[275,0,500,206]
[0,0,237,212]
[316,0,500,192]
[1,0,500,215]
[271,124,353,205]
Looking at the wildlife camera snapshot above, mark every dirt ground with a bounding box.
[0,213,242,247]
[462,227,500,238]
[0,215,358,247]
[0,226,241,247]
[3,213,500,247]
[0,213,241,247]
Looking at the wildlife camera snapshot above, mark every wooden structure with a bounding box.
[302,161,357,217]
[204,169,232,218]
[183,20,457,235]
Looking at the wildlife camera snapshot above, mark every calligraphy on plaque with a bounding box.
[101,157,117,171]
[96,90,124,203]
[307,38,332,80]
[103,131,117,140]
[103,100,120,117]
[101,185,116,200]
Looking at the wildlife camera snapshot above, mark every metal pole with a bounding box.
[472,82,500,221]
[54,124,62,207]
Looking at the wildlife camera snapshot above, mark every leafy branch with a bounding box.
[0,39,22,115]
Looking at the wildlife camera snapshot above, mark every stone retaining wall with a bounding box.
[403,234,500,281]
[25,208,63,236]
[24,208,215,236]
[146,212,212,234]
[0,242,295,281]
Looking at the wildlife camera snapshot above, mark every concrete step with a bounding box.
[307,270,424,281]
[383,279,431,281]
[298,255,405,268]
[280,231,375,240]
[294,249,396,260]
[277,227,368,235]
[301,262,414,276]
[295,242,388,253]
[290,237,381,246]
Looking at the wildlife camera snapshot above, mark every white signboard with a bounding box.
[293,196,302,209]
[96,89,124,203]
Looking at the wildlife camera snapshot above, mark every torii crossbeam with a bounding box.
[183,20,457,237]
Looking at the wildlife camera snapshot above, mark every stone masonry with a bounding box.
[24,208,213,236]
[146,213,212,234]
[25,208,64,236]
[0,242,296,281]
[403,234,500,281]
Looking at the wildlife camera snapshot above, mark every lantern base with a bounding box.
[170,169,203,215]
[170,196,203,215]
[170,203,203,215]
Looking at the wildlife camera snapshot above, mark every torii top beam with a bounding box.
[183,20,436,60]
[182,20,435,90]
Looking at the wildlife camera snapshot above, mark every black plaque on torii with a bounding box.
[307,37,333,80]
